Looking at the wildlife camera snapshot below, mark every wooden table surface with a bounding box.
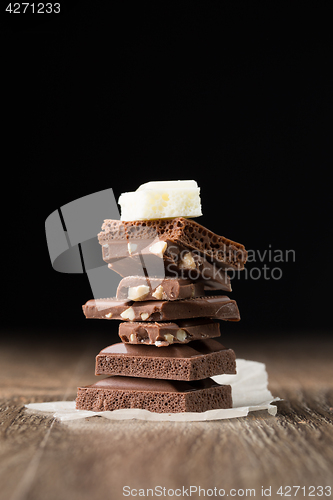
[0,332,332,500]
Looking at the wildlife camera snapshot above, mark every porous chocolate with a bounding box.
[76,376,233,413]
[95,339,236,380]
[98,217,247,270]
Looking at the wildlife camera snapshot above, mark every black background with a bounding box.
[2,2,332,345]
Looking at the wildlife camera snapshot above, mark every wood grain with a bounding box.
[0,334,332,500]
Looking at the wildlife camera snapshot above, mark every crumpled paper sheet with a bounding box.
[25,359,280,422]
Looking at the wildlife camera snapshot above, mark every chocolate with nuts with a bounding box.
[116,276,206,302]
[82,295,240,322]
[106,243,232,291]
[118,318,221,346]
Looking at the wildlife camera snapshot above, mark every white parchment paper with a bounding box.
[25,359,280,422]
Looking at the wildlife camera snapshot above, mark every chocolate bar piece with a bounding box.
[118,180,202,221]
[95,339,236,380]
[119,319,221,346]
[107,245,232,291]
[83,295,240,321]
[76,376,232,413]
[98,217,247,270]
[116,276,205,302]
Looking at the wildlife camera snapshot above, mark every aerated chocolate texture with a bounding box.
[98,217,247,270]
[76,376,233,413]
[95,339,236,381]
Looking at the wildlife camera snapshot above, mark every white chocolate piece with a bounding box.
[127,285,150,301]
[118,180,202,220]
[120,307,135,320]
[149,241,167,258]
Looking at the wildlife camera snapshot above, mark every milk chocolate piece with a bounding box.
[116,276,206,302]
[98,217,247,270]
[119,319,221,346]
[95,339,236,380]
[83,295,240,322]
[76,376,232,413]
[107,245,232,291]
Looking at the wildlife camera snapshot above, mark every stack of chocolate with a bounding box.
[76,216,247,413]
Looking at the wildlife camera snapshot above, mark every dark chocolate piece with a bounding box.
[76,376,232,413]
[95,339,236,380]
[98,217,247,270]
[116,276,206,302]
[82,295,240,322]
[119,319,221,346]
